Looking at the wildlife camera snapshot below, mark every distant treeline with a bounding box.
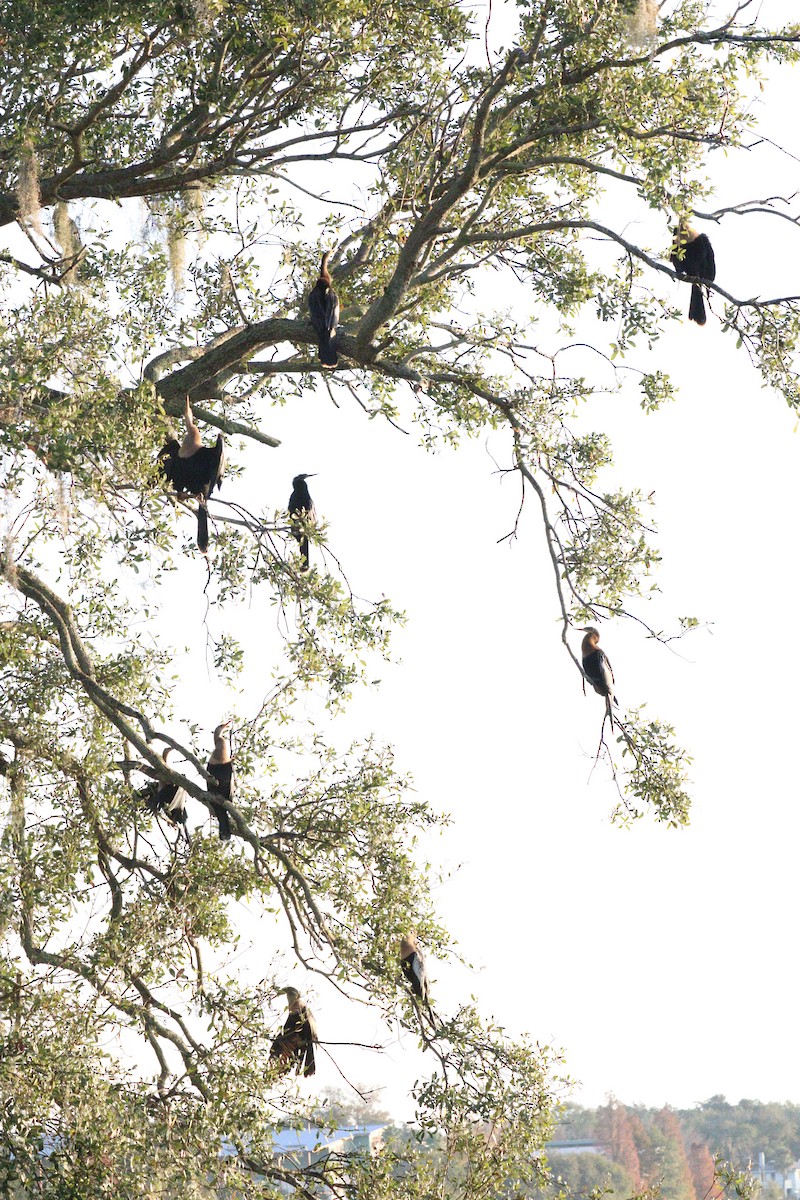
[549,1097,800,1200]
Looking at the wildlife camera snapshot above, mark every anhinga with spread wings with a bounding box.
[159,397,224,552]
[269,987,317,1077]
[581,627,618,723]
[138,748,189,834]
[670,225,716,325]
[308,251,339,368]
[206,721,234,841]
[288,474,316,568]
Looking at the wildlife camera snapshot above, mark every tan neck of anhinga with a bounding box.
[319,252,332,286]
[209,729,231,765]
[400,936,416,957]
[581,634,599,656]
[179,396,202,458]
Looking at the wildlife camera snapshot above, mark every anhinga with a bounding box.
[670,225,716,325]
[288,474,316,568]
[308,251,339,368]
[581,627,617,722]
[269,987,317,1077]
[139,748,188,828]
[159,397,225,552]
[207,721,234,842]
[400,933,430,1006]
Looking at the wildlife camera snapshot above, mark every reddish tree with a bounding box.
[688,1141,717,1200]
[653,1107,697,1200]
[596,1097,643,1189]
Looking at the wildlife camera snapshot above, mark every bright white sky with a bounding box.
[6,0,800,1126]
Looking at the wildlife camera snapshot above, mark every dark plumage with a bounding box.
[581,626,617,722]
[308,251,339,368]
[138,749,187,827]
[288,474,316,568]
[269,987,317,1077]
[670,226,715,325]
[207,721,234,841]
[159,397,224,552]
[400,934,430,1005]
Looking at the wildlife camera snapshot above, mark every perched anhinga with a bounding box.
[670,225,716,325]
[269,987,317,1077]
[308,251,339,368]
[159,397,225,552]
[400,933,430,1006]
[581,626,618,722]
[139,748,188,827]
[206,721,234,842]
[288,474,316,568]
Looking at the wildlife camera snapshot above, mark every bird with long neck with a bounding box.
[207,720,233,841]
[269,986,317,1077]
[158,396,224,553]
[288,473,316,568]
[670,224,716,325]
[581,626,617,724]
[308,251,339,368]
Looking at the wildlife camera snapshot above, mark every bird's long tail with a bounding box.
[211,800,231,841]
[196,501,209,553]
[689,283,706,325]
[299,535,310,569]
[317,333,337,368]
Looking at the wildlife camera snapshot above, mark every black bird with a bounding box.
[269,987,317,1077]
[400,933,430,1006]
[139,748,188,827]
[288,474,316,568]
[159,396,224,552]
[670,225,716,325]
[206,720,234,841]
[308,251,339,368]
[581,626,617,723]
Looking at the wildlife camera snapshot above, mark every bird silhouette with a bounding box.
[288,474,316,568]
[269,987,317,1077]
[670,225,716,325]
[581,626,617,723]
[206,721,234,841]
[400,933,430,1006]
[138,748,188,830]
[159,397,224,552]
[308,251,339,368]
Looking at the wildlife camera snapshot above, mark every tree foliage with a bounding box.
[2,0,800,1194]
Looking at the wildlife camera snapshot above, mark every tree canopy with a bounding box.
[2,0,800,1195]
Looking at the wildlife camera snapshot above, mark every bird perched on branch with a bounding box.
[206,721,234,841]
[288,474,316,568]
[158,397,224,552]
[269,987,317,1077]
[138,748,188,829]
[670,225,716,325]
[581,627,617,722]
[400,933,430,1007]
[308,251,339,368]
